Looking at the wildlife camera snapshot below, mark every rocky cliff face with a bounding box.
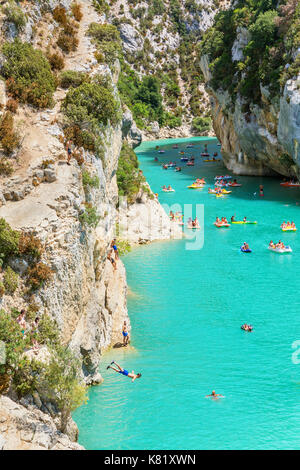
[0,395,83,450]
[200,2,300,177]
[108,0,230,139]
[201,54,300,178]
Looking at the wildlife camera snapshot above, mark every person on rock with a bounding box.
[107,361,141,382]
[122,321,129,346]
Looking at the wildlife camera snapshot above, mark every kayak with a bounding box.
[228,183,242,187]
[209,189,231,194]
[269,246,292,253]
[241,248,252,253]
[188,185,204,189]
[214,223,230,228]
[187,225,200,229]
[204,159,218,162]
[232,221,257,224]
[280,182,300,187]
[162,189,175,192]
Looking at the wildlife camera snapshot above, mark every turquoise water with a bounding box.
[74,137,300,450]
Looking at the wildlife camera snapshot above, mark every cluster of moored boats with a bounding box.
[159,143,298,252]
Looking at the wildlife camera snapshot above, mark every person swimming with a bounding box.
[107,361,141,382]
[206,390,224,399]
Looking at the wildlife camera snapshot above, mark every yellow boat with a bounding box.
[204,159,218,163]
[188,184,204,189]
[282,227,297,232]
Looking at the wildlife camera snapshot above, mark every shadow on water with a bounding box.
[136,137,300,207]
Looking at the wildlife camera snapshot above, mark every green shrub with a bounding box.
[87,23,121,65]
[0,218,20,261]
[2,40,56,108]
[118,65,164,126]
[115,238,131,256]
[0,309,25,375]
[117,143,145,204]
[60,70,88,89]
[41,345,87,432]
[192,116,212,134]
[79,205,100,228]
[3,266,19,294]
[63,81,120,127]
[0,159,14,176]
[82,170,100,190]
[37,314,60,347]
[93,0,110,15]
[3,0,26,32]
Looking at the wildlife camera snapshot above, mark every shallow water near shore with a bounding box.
[74,137,300,450]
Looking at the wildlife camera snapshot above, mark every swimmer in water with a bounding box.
[206,390,224,399]
[107,361,141,382]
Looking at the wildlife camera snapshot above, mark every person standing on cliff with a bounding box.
[111,239,119,260]
[66,140,73,165]
[122,321,129,346]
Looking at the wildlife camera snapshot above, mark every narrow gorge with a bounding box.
[0,0,182,450]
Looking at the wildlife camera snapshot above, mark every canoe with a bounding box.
[214,223,230,228]
[232,221,257,224]
[188,185,204,189]
[241,248,252,253]
[162,189,175,192]
[280,182,300,188]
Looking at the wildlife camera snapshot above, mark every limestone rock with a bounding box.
[119,24,143,53]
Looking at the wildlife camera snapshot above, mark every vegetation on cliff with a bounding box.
[2,39,56,108]
[0,216,87,429]
[117,142,146,204]
[200,0,300,105]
